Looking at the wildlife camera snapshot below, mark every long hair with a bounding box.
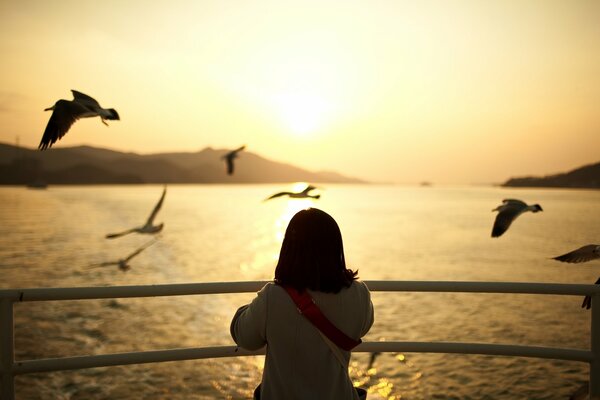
[274,208,358,293]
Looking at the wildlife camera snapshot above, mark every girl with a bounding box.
[231,208,374,399]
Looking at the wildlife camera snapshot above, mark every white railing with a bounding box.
[1,280,599,399]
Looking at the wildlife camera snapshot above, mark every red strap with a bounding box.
[283,286,361,351]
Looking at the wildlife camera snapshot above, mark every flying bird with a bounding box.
[568,383,589,400]
[367,352,381,371]
[552,245,600,309]
[222,145,246,175]
[106,187,167,239]
[553,245,600,264]
[88,238,158,271]
[491,199,543,237]
[264,185,320,201]
[39,90,120,150]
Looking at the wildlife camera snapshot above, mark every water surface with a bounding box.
[1,184,599,399]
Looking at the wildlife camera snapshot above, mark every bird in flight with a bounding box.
[491,199,543,237]
[106,187,167,239]
[367,352,381,371]
[553,245,600,264]
[264,184,320,201]
[222,145,246,175]
[552,244,600,309]
[39,90,120,150]
[88,238,158,271]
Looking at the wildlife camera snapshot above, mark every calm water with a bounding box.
[1,184,599,399]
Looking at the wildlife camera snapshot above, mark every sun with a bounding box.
[273,90,331,136]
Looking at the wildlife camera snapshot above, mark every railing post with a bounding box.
[0,298,15,400]
[591,294,600,399]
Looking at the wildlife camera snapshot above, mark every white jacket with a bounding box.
[231,281,374,400]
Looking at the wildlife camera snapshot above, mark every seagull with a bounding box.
[106,187,167,239]
[553,245,600,264]
[222,145,246,175]
[553,245,600,309]
[88,238,158,271]
[367,352,381,371]
[568,383,588,400]
[491,199,543,237]
[264,185,320,201]
[39,90,120,150]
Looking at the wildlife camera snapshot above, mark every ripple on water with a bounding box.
[4,185,599,399]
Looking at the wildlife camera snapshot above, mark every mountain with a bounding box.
[0,142,366,185]
[502,161,600,189]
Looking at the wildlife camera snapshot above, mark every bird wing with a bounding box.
[86,261,118,268]
[367,352,381,370]
[39,100,89,150]
[491,207,522,237]
[502,199,527,206]
[302,185,317,194]
[568,383,589,400]
[225,145,245,158]
[582,276,600,309]
[553,245,600,263]
[71,90,101,107]
[105,228,138,239]
[124,239,158,262]
[264,192,290,201]
[146,187,167,225]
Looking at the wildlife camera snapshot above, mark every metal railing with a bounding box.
[1,280,599,399]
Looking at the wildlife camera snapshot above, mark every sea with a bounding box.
[1,184,599,399]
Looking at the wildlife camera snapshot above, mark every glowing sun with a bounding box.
[273,90,331,136]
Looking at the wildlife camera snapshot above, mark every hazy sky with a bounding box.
[1,0,599,183]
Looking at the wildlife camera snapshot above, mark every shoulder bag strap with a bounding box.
[283,285,361,351]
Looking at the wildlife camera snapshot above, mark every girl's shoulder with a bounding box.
[350,280,371,294]
[259,281,287,298]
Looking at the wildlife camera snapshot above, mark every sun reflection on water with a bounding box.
[4,185,598,399]
[349,351,424,400]
[236,191,319,277]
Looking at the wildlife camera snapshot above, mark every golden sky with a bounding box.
[1,0,599,184]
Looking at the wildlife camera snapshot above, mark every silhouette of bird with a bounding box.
[367,352,381,371]
[106,187,167,239]
[568,383,588,400]
[39,90,120,150]
[264,185,320,201]
[88,238,158,271]
[553,245,600,309]
[222,145,246,175]
[491,199,543,237]
[553,245,600,264]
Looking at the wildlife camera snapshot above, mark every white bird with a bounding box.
[491,199,543,237]
[553,245,600,309]
[222,145,246,175]
[264,185,320,201]
[106,187,166,239]
[88,238,158,271]
[39,90,120,150]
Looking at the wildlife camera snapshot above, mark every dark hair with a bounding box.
[274,208,358,293]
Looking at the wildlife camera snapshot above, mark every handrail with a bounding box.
[10,342,593,375]
[2,280,600,302]
[1,280,599,400]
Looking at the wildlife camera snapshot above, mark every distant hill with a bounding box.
[502,161,600,189]
[0,142,366,185]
